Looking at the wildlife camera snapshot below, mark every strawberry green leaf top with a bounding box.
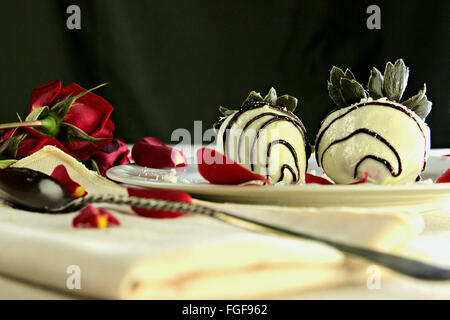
[214,87,299,129]
[328,59,432,120]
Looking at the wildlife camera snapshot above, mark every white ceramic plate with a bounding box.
[107,154,450,210]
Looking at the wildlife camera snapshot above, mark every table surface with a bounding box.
[1,149,449,300]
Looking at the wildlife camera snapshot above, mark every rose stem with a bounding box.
[0,120,43,130]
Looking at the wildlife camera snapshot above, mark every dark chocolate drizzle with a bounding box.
[278,165,297,183]
[315,101,428,176]
[222,102,311,160]
[320,128,402,178]
[265,139,300,182]
[249,117,301,171]
[219,102,310,182]
[353,155,397,179]
[237,112,279,162]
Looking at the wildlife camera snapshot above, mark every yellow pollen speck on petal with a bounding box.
[174,152,185,165]
[72,186,86,198]
[97,216,108,229]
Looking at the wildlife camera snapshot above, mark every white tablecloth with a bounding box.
[0,148,449,299]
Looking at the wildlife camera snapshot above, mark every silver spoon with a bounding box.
[0,167,449,281]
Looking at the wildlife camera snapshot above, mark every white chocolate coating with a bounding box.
[217,104,309,184]
[315,99,430,184]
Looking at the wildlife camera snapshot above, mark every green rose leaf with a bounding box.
[10,134,27,158]
[25,106,50,122]
[0,133,28,159]
[0,159,17,169]
[61,122,105,143]
[52,83,107,118]
[89,158,101,174]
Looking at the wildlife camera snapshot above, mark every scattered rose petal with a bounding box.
[91,139,131,176]
[132,137,187,169]
[305,173,334,185]
[350,172,369,185]
[127,187,191,218]
[51,165,87,198]
[436,169,450,183]
[73,205,120,229]
[444,154,450,157]
[197,148,271,185]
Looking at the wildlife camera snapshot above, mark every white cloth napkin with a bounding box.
[0,146,436,299]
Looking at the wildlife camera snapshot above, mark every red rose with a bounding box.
[1,80,115,160]
[91,139,131,176]
[1,126,67,159]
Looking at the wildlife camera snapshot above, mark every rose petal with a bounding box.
[444,154,450,157]
[132,137,187,168]
[91,139,131,176]
[61,119,114,160]
[196,148,271,185]
[17,127,69,159]
[29,80,61,110]
[57,83,114,134]
[55,83,115,160]
[73,205,120,229]
[305,173,334,185]
[51,165,87,198]
[350,172,369,185]
[436,169,450,183]
[127,187,191,218]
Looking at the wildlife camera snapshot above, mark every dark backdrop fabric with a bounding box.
[1,0,449,146]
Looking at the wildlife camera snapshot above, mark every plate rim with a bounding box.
[106,163,450,193]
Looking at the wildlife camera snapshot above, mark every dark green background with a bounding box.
[1,0,449,146]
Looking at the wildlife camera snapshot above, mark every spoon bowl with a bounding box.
[0,167,74,212]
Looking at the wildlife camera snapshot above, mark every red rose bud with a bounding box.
[132,137,187,168]
[73,205,120,229]
[350,172,369,185]
[436,169,450,183]
[0,81,115,160]
[305,173,334,185]
[51,165,87,199]
[127,187,191,218]
[91,139,131,176]
[196,148,271,185]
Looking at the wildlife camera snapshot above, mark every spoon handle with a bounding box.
[74,194,450,281]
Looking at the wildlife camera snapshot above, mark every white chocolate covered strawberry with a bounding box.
[215,88,310,184]
[316,59,431,184]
